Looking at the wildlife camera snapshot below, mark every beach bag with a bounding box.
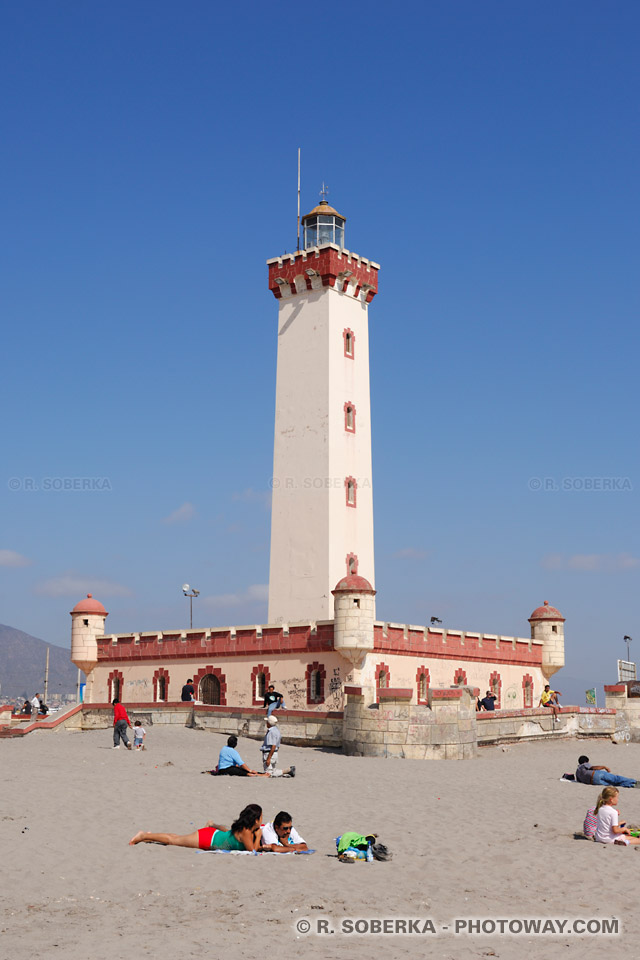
[583,806,597,839]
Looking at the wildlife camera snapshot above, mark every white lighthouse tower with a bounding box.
[267,197,380,623]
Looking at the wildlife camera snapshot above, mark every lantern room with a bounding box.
[302,199,345,250]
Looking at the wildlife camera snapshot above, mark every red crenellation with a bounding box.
[372,623,542,668]
[268,248,379,302]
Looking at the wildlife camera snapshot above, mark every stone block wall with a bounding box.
[194,704,343,748]
[604,685,640,743]
[476,706,616,744]
[342,686,477,760]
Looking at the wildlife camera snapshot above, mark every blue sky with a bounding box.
[1,1,638,705]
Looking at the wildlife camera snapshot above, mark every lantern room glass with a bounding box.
[303,215,345,249]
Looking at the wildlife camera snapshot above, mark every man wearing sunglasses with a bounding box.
[261,811,308,852]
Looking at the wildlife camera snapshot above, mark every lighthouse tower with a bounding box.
[267,198,379,623]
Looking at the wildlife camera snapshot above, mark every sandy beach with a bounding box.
[2,726,638,960]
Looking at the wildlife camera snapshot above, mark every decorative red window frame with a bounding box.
[344,401,356,434]
[251,663,272,706]
[192,666,228,706]
[522,674,534,708]
[489,670,502,708]
[108,670,124,703]
[343,327,355,358]
[153,667,170,702]
[346,552,359,575]
[416,666,430,704]
[306,661,326,704]
[345,476,357,508]
[453,667,467,687]
[376,662,391,701]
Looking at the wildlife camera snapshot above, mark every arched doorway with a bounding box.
[200,673,221,705]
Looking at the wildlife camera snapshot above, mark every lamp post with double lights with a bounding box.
[182,584,200,629]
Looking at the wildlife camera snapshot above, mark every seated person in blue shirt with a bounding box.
[203,736,269,777]
[477,690,497,711]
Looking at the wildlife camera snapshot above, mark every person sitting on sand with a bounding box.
[130,803,275,852]
[593,787,640,846]
[261,811,308,852]
[539,685,562,720]
[210,736,269,777]
[575,755,637,789]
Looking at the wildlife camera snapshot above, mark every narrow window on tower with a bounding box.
[346,553,359,575]
[345,477,357,507]
[343,328,355,359]
[344,402,356,433]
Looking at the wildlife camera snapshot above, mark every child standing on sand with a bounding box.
[133,720,146,750]
[594,787,640,845]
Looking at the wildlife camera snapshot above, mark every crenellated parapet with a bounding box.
[373,622,543,667]
[267,246,379,302]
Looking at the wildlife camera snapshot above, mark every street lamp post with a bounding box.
[182,584,200,628]
[624,635,633,663]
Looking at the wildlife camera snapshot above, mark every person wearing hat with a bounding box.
[261,715,295,778]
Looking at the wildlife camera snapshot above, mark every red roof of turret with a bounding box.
[70,593,108,616]
[332,574,376,594]
[529,600,565,622]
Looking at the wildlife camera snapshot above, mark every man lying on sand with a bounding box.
[260,810,308,852]
[576,755,638,789]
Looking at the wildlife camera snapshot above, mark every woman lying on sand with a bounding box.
[129,803,273,852]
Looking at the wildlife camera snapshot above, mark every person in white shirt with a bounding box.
[594,787,640,845]
[261,811,308,852]
[260,716,295,777]
[31,694,41,719]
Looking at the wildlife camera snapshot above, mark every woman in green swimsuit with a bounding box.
[129,803,269,852]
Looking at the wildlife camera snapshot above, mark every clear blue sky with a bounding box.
[1,1,638,705]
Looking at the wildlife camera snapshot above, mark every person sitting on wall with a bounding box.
[576,755,638,789]
[261,811,308,852]
[477,690,497,711]
[207,736,269,777]
[539,685,562,721]
[21,700,32,716]
[263,684,286,717]
[181,679,195,702]
[130,803,276,851]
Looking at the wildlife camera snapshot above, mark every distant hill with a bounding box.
[0,624,82,702]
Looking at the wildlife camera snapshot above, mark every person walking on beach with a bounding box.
[260,716,295,777]
[129,803,275,852]
[112,698,132,750]
[133,720,146,750]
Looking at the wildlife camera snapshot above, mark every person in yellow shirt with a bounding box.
[539,684,562,720]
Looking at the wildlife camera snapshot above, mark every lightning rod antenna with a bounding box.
[297,148,301,251]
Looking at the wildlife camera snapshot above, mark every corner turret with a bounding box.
[529,600,565,680]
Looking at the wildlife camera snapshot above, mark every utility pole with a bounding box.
[43,647,50,704]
